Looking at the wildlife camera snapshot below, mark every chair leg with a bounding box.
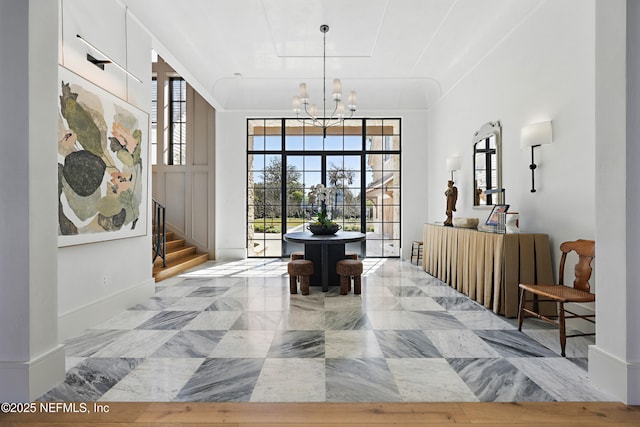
[289,275,297,294]
[353,275,361,294]
[518,288,526,331]
[300,275,310,296]
[340,275,349,295]
[559,302,567,357]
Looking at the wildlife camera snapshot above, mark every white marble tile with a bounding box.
[65,357,86,372]
[507,357,617,401]
[423,330,501,358]
[155,285,201,298]
[398,297,446,312]
[247,296,289,311]
[251,358,325,402]
[99,358,204,401]
[93,310,158,330]
[450,311,517,330]
[182,311,242,330]
[209,330,276,358]
[325,330,384,358]
[92,330,177,358]
[278,311,325,330]
[386,358,479,402]
[166,297,217,312]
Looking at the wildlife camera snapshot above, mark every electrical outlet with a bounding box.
[102,276,108,286]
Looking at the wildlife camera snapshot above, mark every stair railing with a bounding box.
[152,199,166,267]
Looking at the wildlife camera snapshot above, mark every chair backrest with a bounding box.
[558,239,596,293]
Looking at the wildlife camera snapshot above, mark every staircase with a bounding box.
[153,230,209,282]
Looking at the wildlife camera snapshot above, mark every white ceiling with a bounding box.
[121,0,543,112]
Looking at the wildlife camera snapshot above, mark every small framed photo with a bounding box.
[485,204,510,226]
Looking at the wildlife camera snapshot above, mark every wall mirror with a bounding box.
[472,121,503,206]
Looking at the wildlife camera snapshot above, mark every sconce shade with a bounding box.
[446,155,462,172]
[521,121,552,148]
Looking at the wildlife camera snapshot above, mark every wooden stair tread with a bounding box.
[154,245,196,266]
[153,252,209,282]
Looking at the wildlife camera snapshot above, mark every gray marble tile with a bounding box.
[135,311,200,330]
[326,358,402,402]
[475,330,558,357]
[433,297,485,311]
[507,357,617,401]
[398,296,446,312]
[522,329,594,358]
[267,330,325,358]
[448,358,555,402]
[174,358,265,402]
[251,358,325,402]
[64,329,128,357]
[375,330,441,358]
[206,297,249,311]
[187,286,230,297]
[38,358,142,401]
[325,310,371,330]
[150,330,225,358]
[386,358,478,402]
[183,311,242,330]
[166,297,218,312]
[418,285,462,297]
[99,358,204,401]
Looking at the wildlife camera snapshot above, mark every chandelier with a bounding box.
[292,25,357,134]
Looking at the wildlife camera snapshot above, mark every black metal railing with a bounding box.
[152,199,166,267]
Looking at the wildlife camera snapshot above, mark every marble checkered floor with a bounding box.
[39,258,615,402]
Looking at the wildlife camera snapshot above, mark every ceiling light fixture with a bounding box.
[292,25,357,137]
[76,34,143,83]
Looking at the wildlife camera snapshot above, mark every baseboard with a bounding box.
[0,344,65,401]
[58,278,155,341]
[589,344,640,404]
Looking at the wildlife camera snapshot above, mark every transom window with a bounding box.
[247,118,401,258]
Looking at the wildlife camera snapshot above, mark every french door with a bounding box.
[247,118,400,258]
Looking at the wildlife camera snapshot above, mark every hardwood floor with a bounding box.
[1,402,638,426]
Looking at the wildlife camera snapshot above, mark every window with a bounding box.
[150,77,157,166]
[247,118,401,258]
[169,77,186,165]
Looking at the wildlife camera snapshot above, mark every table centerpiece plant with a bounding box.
[307,184,341,235]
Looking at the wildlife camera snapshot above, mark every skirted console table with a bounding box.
[422,223,555,318]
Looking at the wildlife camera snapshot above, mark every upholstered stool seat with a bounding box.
[336,259,364,295]
[287,259,313,295]
[290,251,305,260]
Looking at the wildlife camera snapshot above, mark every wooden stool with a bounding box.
[410,241,424,265]
[336,259,364,295]
[290,251,305,260]
[345,252,358,260]
[287,259,313,295]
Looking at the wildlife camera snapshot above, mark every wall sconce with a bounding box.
[446,155,461,181]
[76,34,143,83]
[521,121,552,193]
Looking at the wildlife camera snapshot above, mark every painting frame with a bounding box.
[57,66,149,247]
[484,204,510,226]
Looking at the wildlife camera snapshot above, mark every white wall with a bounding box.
[57,0,154,340]
[426,0,596,261]
[216,110,428,260]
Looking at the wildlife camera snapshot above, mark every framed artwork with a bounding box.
[57,66,149,246]
[485,204,510,226]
